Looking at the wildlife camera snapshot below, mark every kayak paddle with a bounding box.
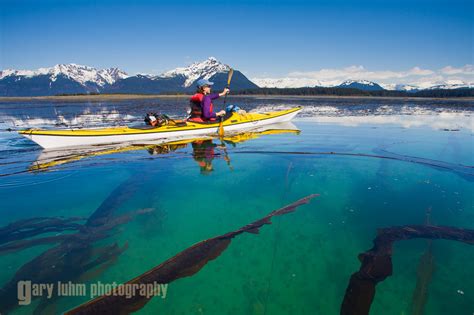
[219,67,233,137]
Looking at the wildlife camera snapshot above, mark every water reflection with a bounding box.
[28,122,300,173]
[192,140,224,174]
[299,112,474,131]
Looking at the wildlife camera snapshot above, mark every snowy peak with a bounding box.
[161,57,230,87]
[380,83,420,92]
[253,78,324,88]
[0,68,47,79]
[425,81,473,90]
[336,80,384,91]
[0,64,129,86]
[339,80,377,87]
[48,64,129,86]
[253,78,386,90]
[101,67,129,84]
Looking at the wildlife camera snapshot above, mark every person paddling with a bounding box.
[189,79,229,122]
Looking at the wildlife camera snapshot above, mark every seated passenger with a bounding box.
[188,79,229,122]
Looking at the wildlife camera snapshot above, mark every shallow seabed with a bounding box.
[0,97,473,315]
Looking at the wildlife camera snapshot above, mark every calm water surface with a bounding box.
[0,97,472,315]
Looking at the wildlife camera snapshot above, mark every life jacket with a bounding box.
[188,93,215,122]
[189,93,204,118]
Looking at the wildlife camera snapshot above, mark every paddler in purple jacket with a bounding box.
[196,79,229,120]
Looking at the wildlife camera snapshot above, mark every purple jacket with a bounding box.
[201,93,220,119]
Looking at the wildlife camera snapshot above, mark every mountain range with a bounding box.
[252,78,472,92]
[0,57,258,96]
[0,57,472,96]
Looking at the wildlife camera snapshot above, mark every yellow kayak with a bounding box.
[19,107,301,149]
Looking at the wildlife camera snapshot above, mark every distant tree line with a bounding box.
[56,92,101,96]
[54,91,189,96]
[55,88,474,98]
[409,88,474,98]
[234,87,474,98]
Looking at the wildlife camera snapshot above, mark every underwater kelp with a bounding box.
[0,172,146,255]
[65,194,318,315]
[410,241,434,315]
[0,173,151,313]
[0,216,85,244]
[340,225,474,315]
[410,208,435,315]
[0,216,85,253]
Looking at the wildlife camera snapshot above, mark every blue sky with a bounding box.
[0,0,472,78]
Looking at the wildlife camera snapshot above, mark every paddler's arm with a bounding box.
[202,94,219,119]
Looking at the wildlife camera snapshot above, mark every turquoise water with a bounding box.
[0,98,473,314]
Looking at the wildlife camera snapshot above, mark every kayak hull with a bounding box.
[19,107,301,149]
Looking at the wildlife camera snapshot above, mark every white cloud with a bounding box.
[440,65,474,75]
[406,67,434,76]
[253,64,474,89]
[286,65,435,80]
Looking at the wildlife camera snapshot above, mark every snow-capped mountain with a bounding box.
[0,64,129,87]
[336,80,384,91]
[101,67,129,85]
[0,58,257,96]
[338,79,373,87]
[106,57,257,93]
[253,78,385,91]
[1,59,471,96]
[253,77,473,92]
[160,57,230,87]
[252,78,324,89]
[425,81,473,90]
[380,83,420,92]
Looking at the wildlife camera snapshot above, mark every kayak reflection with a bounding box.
[29,122,300,173]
